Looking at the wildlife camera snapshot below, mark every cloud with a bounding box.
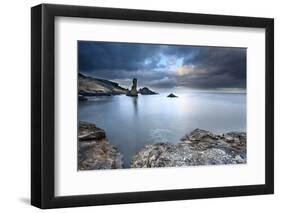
[179,47,246,89]
[79,41,246,90]
[79,41,162,71]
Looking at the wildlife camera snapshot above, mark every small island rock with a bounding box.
[167,93,178,98]
[138,87,158,95]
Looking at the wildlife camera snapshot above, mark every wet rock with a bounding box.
[131,129,246,168]
[182,128,219,142]
[126,78,138,97]
[138,87,158,95]
[223,132,246,146]
[79,121,106,141]
[78,121,123,170]
[167,93,178,98]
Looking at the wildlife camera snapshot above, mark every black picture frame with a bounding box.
[31,3,274,209]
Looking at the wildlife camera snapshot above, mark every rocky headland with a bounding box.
[79,74,160,100]
[79,73,128,98]
[78,121,123,170]
[131,129,246,168]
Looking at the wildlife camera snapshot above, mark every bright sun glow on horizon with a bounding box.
[176,65,195,76]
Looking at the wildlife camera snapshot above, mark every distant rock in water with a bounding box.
[78,121,123,170]
[79,72,128,96]
[126,78,138,97]
[138,87,158,95]
[79,91,111,97]
[78,95,88,101]
[131,129,246,168]
[167,93,178,98]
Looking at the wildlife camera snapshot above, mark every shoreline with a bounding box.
[78,121,246,171]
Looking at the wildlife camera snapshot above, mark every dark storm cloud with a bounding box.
[179,47,247,89]
[79,41,162,71]
[78,41,246,90]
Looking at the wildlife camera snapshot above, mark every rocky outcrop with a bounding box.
[126,78,138,97]
[167,93,178,98]
[138,87,158,95]
[181,128,219,142]
[78,121,123,170]
[131,129,246,168]
[79,73,128,96]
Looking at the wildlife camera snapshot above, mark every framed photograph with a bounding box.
[31,4,274,209]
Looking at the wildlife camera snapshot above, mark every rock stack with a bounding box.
[126,78,138,97]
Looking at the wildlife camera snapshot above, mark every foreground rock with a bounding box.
[79,73,128,96]
[131,129,246,168]
[126,78,138,97]
[78,121,123,170]
[181,128,218,142]
[167,93,178,98]
[138,87,158,95]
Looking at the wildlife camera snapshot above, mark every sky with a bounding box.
[78,41,246,91]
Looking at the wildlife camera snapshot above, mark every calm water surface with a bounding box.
[79,90,246,168]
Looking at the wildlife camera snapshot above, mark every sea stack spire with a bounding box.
[126,78,138,97]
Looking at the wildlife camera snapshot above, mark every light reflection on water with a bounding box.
[79,91,246,168]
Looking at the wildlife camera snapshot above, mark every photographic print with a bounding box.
[31,5,274,208]
[78,41,247,170]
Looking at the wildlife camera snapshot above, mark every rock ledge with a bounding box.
[78,121,123,170]
[131,129,246,168]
